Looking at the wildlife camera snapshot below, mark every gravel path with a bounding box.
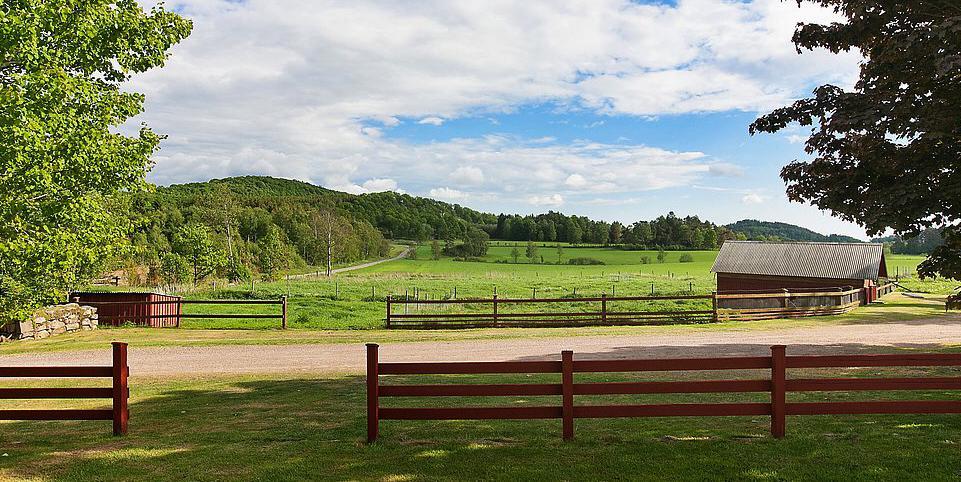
[1,317,959,376]
[287,247,410,279]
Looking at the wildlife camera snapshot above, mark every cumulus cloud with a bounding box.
[418,117,445,126]
[449,166,485,185]
[429,187,469,201]
[129,0,859,202]
[528,194,565,207]
[742,193,766,204]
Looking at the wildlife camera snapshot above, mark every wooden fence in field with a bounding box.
[385,283,895,328]
[69,292,288,329]
[365,343,961,442]
[0,343,129,435]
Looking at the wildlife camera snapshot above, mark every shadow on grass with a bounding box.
[3,349,961,480]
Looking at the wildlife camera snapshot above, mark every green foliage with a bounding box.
[657,249,667,263]
[679,253,694,263]
[750,1,961,279]
[726,220,861,243]
[430,240,441,260]
[443,227,489,258]
[173,224,226,285]
[525,241,538,263]
[0,0,191,318]
[256,226,286,281]
[640,256,651,264]
[511,247,521,263]
[568,257,605,265]
[158,252,191,286]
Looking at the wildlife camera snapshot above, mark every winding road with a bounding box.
[287,246,410,279]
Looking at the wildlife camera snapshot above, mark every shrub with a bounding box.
[568,257,605,265]
[639,256,651,264]
[679,253,694,263]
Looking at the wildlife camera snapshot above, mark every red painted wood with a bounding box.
[0,367,113,378]
[112,342,129,436]
[0,409,113,420]
[574,357,771,372]
[562,350,574,441]
[574,379,770,395]
[786,353,961,368]
[380,406,562,420]
[771,345,786,438]
[379,361,561,375]
[573,403,771,418]
[367,344,379,443]
[788,377,961,391]
[0,388,112,399]
[380,383,561,397]
[786,401,961,415]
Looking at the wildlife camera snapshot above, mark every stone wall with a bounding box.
[1,304,98,341]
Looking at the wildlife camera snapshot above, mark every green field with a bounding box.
[3,360,961,481]
[157,246,935,330]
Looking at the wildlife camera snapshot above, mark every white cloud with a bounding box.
[449,166,485,185]
[129,0,860,208]
[565,174,587,188]
[785,134,807,144]
[418,116,445,126]
[708,163,745,177]
[528,194,565,207]
[429,187,469,201]
[742,193,766,205]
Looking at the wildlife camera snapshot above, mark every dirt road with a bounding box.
[2,317,959,376]
[287,247,410,279]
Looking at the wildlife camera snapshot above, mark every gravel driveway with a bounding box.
[1,317,959,377]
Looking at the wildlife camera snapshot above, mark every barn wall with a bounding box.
[716,273,868,292]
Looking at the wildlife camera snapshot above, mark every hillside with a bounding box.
[725,219,863,243]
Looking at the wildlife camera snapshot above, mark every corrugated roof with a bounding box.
[711,241,886,280]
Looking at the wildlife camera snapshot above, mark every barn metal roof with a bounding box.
[711,241,887,280]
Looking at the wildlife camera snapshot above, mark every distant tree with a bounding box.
[158,252,191,287]
[640,255,651,264]
[173,224,225,285]
[431,240,442,260]
[556,245,564,264]
[609,222,623,245]
[656,249,667,263]
[510,247,521,264]
[256,225,286,281]
[0,1,191,319]
[750,1,961,280]
[679,253,694,263]
[526,241,538,263]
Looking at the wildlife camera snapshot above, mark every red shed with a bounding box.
[711,241,887,294]
[69,292,182,327]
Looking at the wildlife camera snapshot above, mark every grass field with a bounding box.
[3,358,961,481]
[147,246,938,330]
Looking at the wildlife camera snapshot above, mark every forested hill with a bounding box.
[725,220,863,243]
[157,176,496,240]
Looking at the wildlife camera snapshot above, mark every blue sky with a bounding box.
[132,0,866,237]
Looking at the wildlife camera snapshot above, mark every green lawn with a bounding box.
[3,359,961,481]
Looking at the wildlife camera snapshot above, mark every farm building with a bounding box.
[711,241,888,293]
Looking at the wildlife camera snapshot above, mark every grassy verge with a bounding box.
[1,294,956,355]
[2,359,961,480]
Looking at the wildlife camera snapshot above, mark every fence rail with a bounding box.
[386,285,894,328]
[0,343,129,435]
[366,343,961,442]
[69,293,288,329]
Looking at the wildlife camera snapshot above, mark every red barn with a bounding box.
[711,241,887,292]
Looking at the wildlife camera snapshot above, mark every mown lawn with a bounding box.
[2,360,961,481]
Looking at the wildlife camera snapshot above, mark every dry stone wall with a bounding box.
[1,304,98,341]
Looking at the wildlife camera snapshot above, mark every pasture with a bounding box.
[163,247,932,330]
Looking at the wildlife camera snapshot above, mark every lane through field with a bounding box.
[2,316,960,376]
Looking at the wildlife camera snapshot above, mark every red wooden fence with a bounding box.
[366,344,961,442]
[69,292,288,329]
[0,342,129,435]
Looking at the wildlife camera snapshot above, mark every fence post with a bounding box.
[112,342,129,436]
[386,295,392,329]
[281,296,288,330]
[711,292,718,323]
[771,345,786,439]
[493,294,499,325]
[562,350,574,441]
[367,343,379,443]
[601,293,607,324]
